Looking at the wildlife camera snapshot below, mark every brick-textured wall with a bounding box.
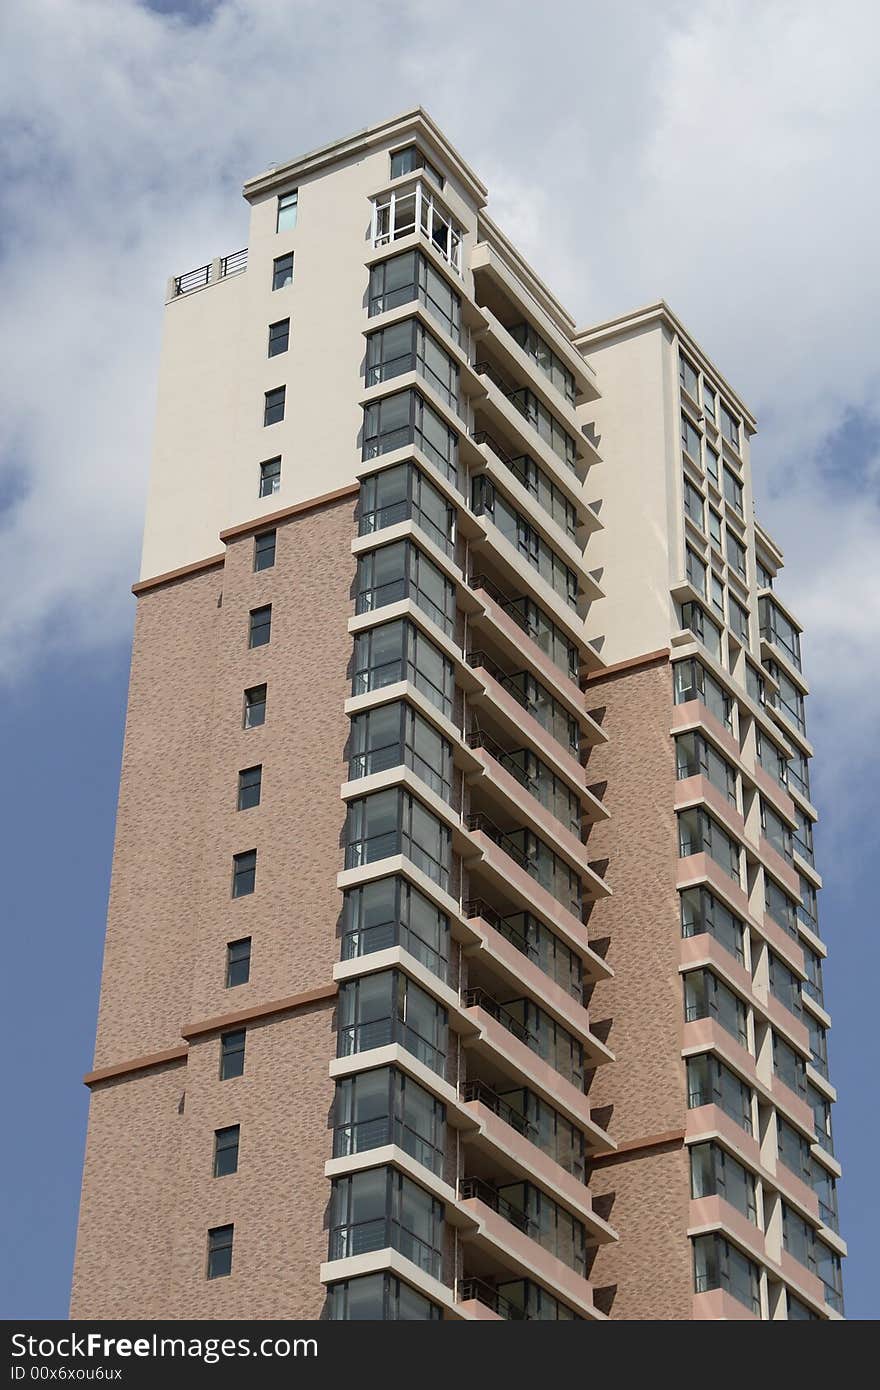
[583,658,692,1319]
[71,496,356,1318]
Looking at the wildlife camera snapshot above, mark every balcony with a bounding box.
[168,247,247,299]
[471,357,595,492]
[459,1176,586,1276]
[337,1013,446,1077]
[371,181,463,274]
[471,432,601,548]
[468,572,602,695]
[467,727,605,838]
[328,1216,442,1281]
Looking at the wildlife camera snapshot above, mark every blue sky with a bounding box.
[1,0,877,1320]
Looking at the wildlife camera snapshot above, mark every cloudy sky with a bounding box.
[1,0,877,1318]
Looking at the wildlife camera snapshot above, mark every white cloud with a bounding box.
[0,0,878,842]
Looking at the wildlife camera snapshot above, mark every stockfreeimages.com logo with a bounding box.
[10,1331,318,1371]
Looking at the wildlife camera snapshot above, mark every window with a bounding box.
[390,144,443,187]
[253,529,276,571]
[507,386,579,471]
[681,413,702,465]
[225,937,251,988]
[503,595,579,682]
[679,354,699,400]
[329,1166,444,1278]
[268,318,290,357]
[759,597,802,671]
[352,618,454,718]
[359,461,455,556]
[505,453,578,540]
[362,387,458,486]
[349,701,452,801]
[503,670,580,757]
[220,1029,246,1080]
[703,382,717,421]
[673,657,733,731]
[337,971,448,1075]
[757,558,774,590]
[706,444,719,487]
[812,1161,839,1232]
[686,546,707,597]
[372,183,462,271]
[710,572,725,616]
[808,1083,834,1155]
[765,661,806,733]
[276,190,298,232]
[802,943,824,1006]
[746,662,766,708]
[342,876,450,981]
[683,477,705,529]
[502,999,585,1088]
[816,1243,844,1313]
[207,1225,234,1279]
[690,1142,757,1223]
[777,1116,812,1183]
[729,594,750,645]
[355,540,456,639]
[272,252,293,289]
[678,808,740,881]
[693,1234,759,1314]
[368,250,461,344]
[787,748,811,800]
[328,1272,442,1321]
[684,969,749,1048]
[232,850,256,898]
[782,1202,816,1273]
[344,788,450,890]
[765,875,797,937]
[365,319,459,410]
[679,602,721,661]
[761,799,793,863]
[472,477,578,610]
[510,322,577,405]
[680,887,745,964]
[676,731,737,804]
[333,1066,446,1175]
[726,528,747,581]
[243,684,266,729]
[259,457,281,498]
[787,1294,819,1321]
[797,872,819,934]
[769,951,804,1024]
[709,508,722,548]
[213,1125,240,1177]
[687,1054,752,1133]
[237,765,262,811]
[772,1031,807,1097]
[807,1013,829,1077]
[263,387,285,426]
[720,403,740,450]
[723,466,743,516]
[756,730,787,788]
[248,605,271,648]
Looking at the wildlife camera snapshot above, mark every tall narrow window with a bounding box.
[254,530,276,571]
[268,318,290,357]
[272,253,294,289]
[237,766,262,811]
[220,1030,246,1080]
[225,937,251,987]
[264,387,285,426]
[276,190,298,232]
[207,1225,234,1278]
[213,1125,240,1177]
[243,684,266,728]
[232,850,257,898]
[248,605,272,648]
[259,457,281,498]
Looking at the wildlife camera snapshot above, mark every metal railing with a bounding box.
[173,262,211,296]
[463,898,583,1002]
[465,812,530,873]
[220,247,248,278]
[341,920,449,983]
[337,1016,446,1074]
[329,1218,441,1278]
[457,1278,522,1320]
[462,986,532,1046]
[173,248,248,297]
[332,1116,444,1175]
[459,1080,537,1140]
[467,728,540,798]
[459,1176,531,1235]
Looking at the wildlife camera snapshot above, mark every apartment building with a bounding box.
[70,109,845,1321]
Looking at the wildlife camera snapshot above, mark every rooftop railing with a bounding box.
[171,247,248,298]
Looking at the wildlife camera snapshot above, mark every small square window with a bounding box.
[220,1030,246,1081]
[249,605,271,648]
[238,765,262,811]
[225,937,251,987]
[213,1125,241,1178]
[259,458,281,498]
[268,319,290,357]
[264,387,285,426]
[273,253,294,290]
[276,190,298,233]
[207,1224,234,1279]
[254,530,276,571]
[232,850,256,898]
[243,685,266,729]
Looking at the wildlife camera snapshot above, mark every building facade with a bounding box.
[70,109,845,1321]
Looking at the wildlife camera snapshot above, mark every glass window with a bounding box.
[802,942,824,1006]
[365,320,459,410]
[352,618,454,718]
[679,354,699,399]
[237,764,262,811]
[510,322,577,405]
[723,466,743,516]
[219,1029,245,1080]
[680,886,745,964]
[808,1083,834,1154]
[472,477,578,610]
[761,798,794,863]
[706,444,719,487]
[272,253,293,289]
[344,787,450,889]
[390,144,443,187]
[679,601,722,661]
[757,558,774,590]
[759,597,802,671]
[772,1031,807,1097]
[684,969,749,1048]
[276,190,298,232]
[720,403,740,450]
[710,572,725,616]
[687,1054,752,1132]
[268,318,290,357]
[503,595,579,683]
[686,546,707,597]
[677,807,740,882]
[333,1066,446,1175]
[502,670,580,757]
[787,748,811,800]
[355,539,456,638]
[507,386,579,471]
[248,604,272,648]
[337,971,448,1076]
[726,528,747,580]
[681,412,702,465]
[807,1013,828,1077]
[703,382,717,421]
[259,457,281,497]
[768,952,803,1019]
[213,1125,240,1178]
[675,731,737,803]
[368,250,461,343]
[362,388,458,486]
[264,386,285,426]
[765,875,798,937]
[225,937,251,988]
[728,594,750,645]
[328,1272,442,1321]
[243,684,266,729]
[253,529,276,571]
[207,1225,234,1279]
[684,476,705,529]
[766,661,806,733]
[777,1116,812,1183]
[693,1233,759,1313]
[359,462,455,556]
[342,876,450,981]
[797,872,819,934]
[673,658,733,731]
[349,700,452,802]
[690,1142,757,1222]
[372,183,462,272]
[756,730,787,788]
[782,1202,816,1273]
[329,1166,444,1279]
[231,850,256,898]
[709,508,722,548]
